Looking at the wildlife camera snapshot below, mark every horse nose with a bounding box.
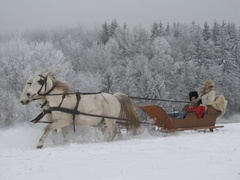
[26,93,31,98]
[20,99,29,105]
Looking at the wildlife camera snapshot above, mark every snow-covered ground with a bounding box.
[1,119,240,180]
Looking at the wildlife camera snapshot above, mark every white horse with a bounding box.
[22,71,140,149]
[20,76,69,139]
[20,77,115,144]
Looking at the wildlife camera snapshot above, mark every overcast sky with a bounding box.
[1,0,240,33]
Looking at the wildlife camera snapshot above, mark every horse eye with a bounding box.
[38,79,45,85]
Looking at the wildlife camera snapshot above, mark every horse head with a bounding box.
[25,71,55,100]
[20,76,34,105]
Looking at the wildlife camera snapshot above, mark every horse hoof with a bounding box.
[37,145,43,149]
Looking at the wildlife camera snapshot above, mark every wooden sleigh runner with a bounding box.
[138,104,224,132]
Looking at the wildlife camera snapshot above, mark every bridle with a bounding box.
[26,74,56,108]
[36,75,56,96]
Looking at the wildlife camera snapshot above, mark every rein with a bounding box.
[38,92,103,96]
[128,96,189,103]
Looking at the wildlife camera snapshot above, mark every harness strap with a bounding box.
[72,93,81,132]
[39,83,56,96]
[100,93,109,104]
[30,109,52,124]
[40,100,48,108]
[49,107,130,121]
[58,94,66,107]
[30,111,47,124]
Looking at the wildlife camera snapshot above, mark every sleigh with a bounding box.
[138,105,224,132]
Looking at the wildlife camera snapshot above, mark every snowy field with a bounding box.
[1,117,240,180]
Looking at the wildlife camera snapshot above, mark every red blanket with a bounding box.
[187,106,205,119]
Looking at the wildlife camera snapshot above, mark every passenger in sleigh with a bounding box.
[187,80,216,118]
[168,91,200,119]
[199,79,216,110]
[182,91,200,111]
[168,79,216,119]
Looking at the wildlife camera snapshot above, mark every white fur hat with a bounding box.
[204,79,215,87]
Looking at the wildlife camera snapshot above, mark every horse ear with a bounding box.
[27,76,33,81]
[44,71,55,77]
[43,71,50,76]
[39,71,56,81]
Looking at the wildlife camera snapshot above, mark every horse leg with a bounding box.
[116,124,122,140]
[61,126,69,142]
[37,120,70,149]
[37,124,52,149]
[51,129,58,140]
[98,120,106,135]
[104,118,117,142]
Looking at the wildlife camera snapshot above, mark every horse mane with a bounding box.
[55,80,74,93]
[45,71,73,93]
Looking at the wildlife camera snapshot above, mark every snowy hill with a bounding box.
[1,121,240,180]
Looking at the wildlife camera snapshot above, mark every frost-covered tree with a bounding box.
[125,54,149,96]
[104,38,127,93]
[132,26,151,59]
[149,37,174,97]
[111,26,133,58]
[188,25,205,65]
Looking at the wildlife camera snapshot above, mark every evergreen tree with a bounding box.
[100,22,110,45]
[165,22,170,36]
[158,21,165,37]
[188,25,205,65]
[212,20,220,45]
[173,23,180,39]
[203,22,211,41]
[150,21,159,40]
[211,20,222,65]
[109,20,118,37]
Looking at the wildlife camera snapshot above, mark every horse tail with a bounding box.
[114,92,141,134]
